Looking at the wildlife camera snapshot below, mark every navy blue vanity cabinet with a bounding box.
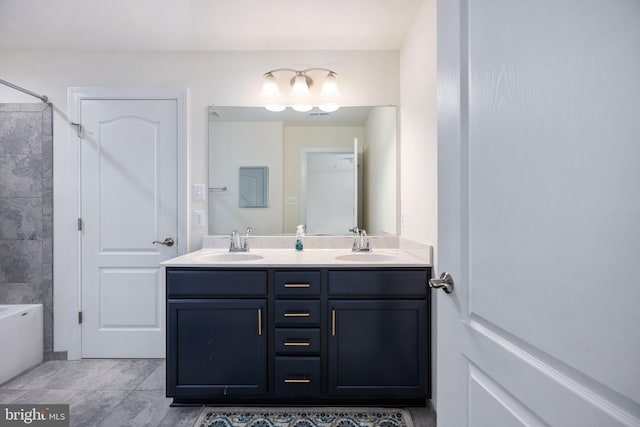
[327,269,429,398]
[166,265,430,404]
[166,269,267,401]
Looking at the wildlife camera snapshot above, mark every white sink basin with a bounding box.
[335,253,397,262]
[192,253,264,262]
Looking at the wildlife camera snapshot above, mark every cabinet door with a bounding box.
[328,300,427,397]
[167,299,266,397]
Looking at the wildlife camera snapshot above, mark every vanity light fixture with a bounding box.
[261,68,340,113]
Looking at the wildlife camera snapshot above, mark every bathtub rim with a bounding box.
[0,304,43,320]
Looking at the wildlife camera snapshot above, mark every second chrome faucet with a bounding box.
[349,227,371,252]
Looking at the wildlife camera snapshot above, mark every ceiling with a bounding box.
[0,0,426,51]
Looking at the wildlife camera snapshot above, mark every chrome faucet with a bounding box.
[229,230,241,252]
[349,227,371,252]
[229,227,253,252]
[244,226,253,249]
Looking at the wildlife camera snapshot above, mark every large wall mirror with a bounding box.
[208,106,397,235]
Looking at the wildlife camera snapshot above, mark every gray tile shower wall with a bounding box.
[0,103,53,355]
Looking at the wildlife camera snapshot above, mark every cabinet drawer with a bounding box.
[274,357,321,397]
[274,328,321,354]
[167,269,266,298]
[274,300,321,326]
[275,271,321,297]
[328,270,428,297]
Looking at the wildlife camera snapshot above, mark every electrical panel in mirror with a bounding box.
[239,166,269,208]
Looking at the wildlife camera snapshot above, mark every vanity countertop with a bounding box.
[161,248,431,268]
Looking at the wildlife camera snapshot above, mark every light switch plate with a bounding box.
[193,210,206,227]
[192,183,206,201]
[287,196,297,205]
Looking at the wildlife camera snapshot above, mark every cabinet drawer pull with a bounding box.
[284,342,310,346]
[284,379,311,383]
[284,312,310,317]
[258,308,262,336]
[284,283,310,288]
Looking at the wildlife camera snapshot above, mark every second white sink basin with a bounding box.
[335,253,397,262]
[192,253,264,263]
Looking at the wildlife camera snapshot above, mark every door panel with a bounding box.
[98,268,159,328]
[81,99,178,358]
[437,0,640,425]
[97,116,159,251]
[468,363,542,427]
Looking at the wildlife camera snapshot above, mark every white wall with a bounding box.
[364,106,397,235]
[208,121,283,234]
[400,1,437,247]
[399,0,438,409]
[0,49,399,354]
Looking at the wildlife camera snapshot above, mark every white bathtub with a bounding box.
[0,304,43,385]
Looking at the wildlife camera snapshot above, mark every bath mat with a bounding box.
[193,407,414,427]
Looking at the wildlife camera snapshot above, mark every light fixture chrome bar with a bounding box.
[0,78,49,102]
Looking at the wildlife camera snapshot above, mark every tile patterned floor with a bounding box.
[0,360,436,427]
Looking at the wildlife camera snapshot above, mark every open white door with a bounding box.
[436,0,640,426]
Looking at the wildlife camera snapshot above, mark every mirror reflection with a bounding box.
[208,106,397,235]
[239,166,269,208]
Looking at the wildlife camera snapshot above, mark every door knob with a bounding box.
[152,237,174,247]
[429,272,454,293]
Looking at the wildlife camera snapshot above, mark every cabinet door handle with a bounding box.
[284,283,310,288]
[258,308,262,336]
[332,309,336,336]
[284,341,310,346]
[284,379,311,383]
[284,312,310,317]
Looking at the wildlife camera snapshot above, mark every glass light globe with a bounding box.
[262,73,285,112]
[291,74,311,96]
[319,72,340,112]
[261,73,280,97]
[321,72,339,97]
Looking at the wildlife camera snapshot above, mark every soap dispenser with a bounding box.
[295,224,305,251]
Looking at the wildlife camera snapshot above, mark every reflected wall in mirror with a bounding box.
[208,106,397,235]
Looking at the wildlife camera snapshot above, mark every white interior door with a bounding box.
[80,98,178,358]
[303,150,354,234]
[436,0,640,426]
